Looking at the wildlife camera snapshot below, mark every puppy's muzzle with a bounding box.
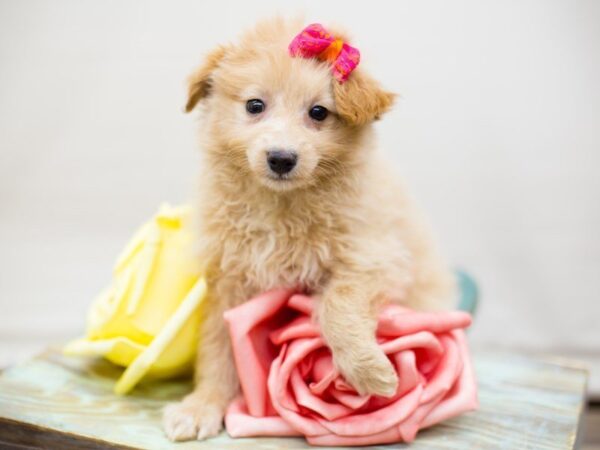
[267,149,297,175]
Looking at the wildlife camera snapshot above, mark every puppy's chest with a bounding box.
[216,217,334,291]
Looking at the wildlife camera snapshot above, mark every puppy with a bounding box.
[163,18,455,441]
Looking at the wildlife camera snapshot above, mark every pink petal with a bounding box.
[315,385,423,437]
[308,352,338,395]
[329,388,371,410]
[287,294,314,315]
[223,288,295,417]
[379,330,444,356]
[420,334,462,403]
[333,377,355,392]
[421,331,479,427]
[392,350,421,396]
[268,341,331,436]
[378,308,472,337]
[225,397,299,438]
[290,368,353,421]
[307,425,402,447]
[269,316,319,345]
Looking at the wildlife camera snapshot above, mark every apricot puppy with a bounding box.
[163,18,455,441]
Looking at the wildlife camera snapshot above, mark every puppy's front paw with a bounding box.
[334,346,398,398]
[163,398,223,442]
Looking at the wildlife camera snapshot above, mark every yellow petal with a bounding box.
[63,336,145,367]
[114,222,152,274]
[126,225,161,315]
[114,277,207,394]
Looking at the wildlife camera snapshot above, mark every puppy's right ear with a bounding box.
[185,45,229,112]
[333,70,395,126]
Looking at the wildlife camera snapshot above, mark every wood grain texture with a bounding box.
[0,348,588,450]
[582,406,600,450]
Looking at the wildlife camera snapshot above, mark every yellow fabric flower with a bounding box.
[64,204,206,394]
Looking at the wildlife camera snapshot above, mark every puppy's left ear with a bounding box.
[185,45,229,112]
[333,70,396,126]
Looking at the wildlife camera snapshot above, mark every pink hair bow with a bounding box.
[289,23,360,83]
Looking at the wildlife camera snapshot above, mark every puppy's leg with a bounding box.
[317,278,398,397]
[163,278,240,441]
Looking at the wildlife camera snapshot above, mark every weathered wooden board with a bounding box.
[0,348,588,449]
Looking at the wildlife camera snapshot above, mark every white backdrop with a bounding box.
[1,0,599,392]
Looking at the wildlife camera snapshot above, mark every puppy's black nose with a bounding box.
[267,150,297,175]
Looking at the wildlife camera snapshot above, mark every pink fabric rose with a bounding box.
[223,289,478,446]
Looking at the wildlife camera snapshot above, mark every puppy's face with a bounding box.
[212,55,341,192]
[186,20,394,192]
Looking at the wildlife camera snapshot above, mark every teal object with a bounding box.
[456,270,478,315]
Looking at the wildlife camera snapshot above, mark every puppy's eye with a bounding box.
[308,105,328,121]
[246,99,265,114]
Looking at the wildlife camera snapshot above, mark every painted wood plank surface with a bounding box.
[0,348,588,450]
